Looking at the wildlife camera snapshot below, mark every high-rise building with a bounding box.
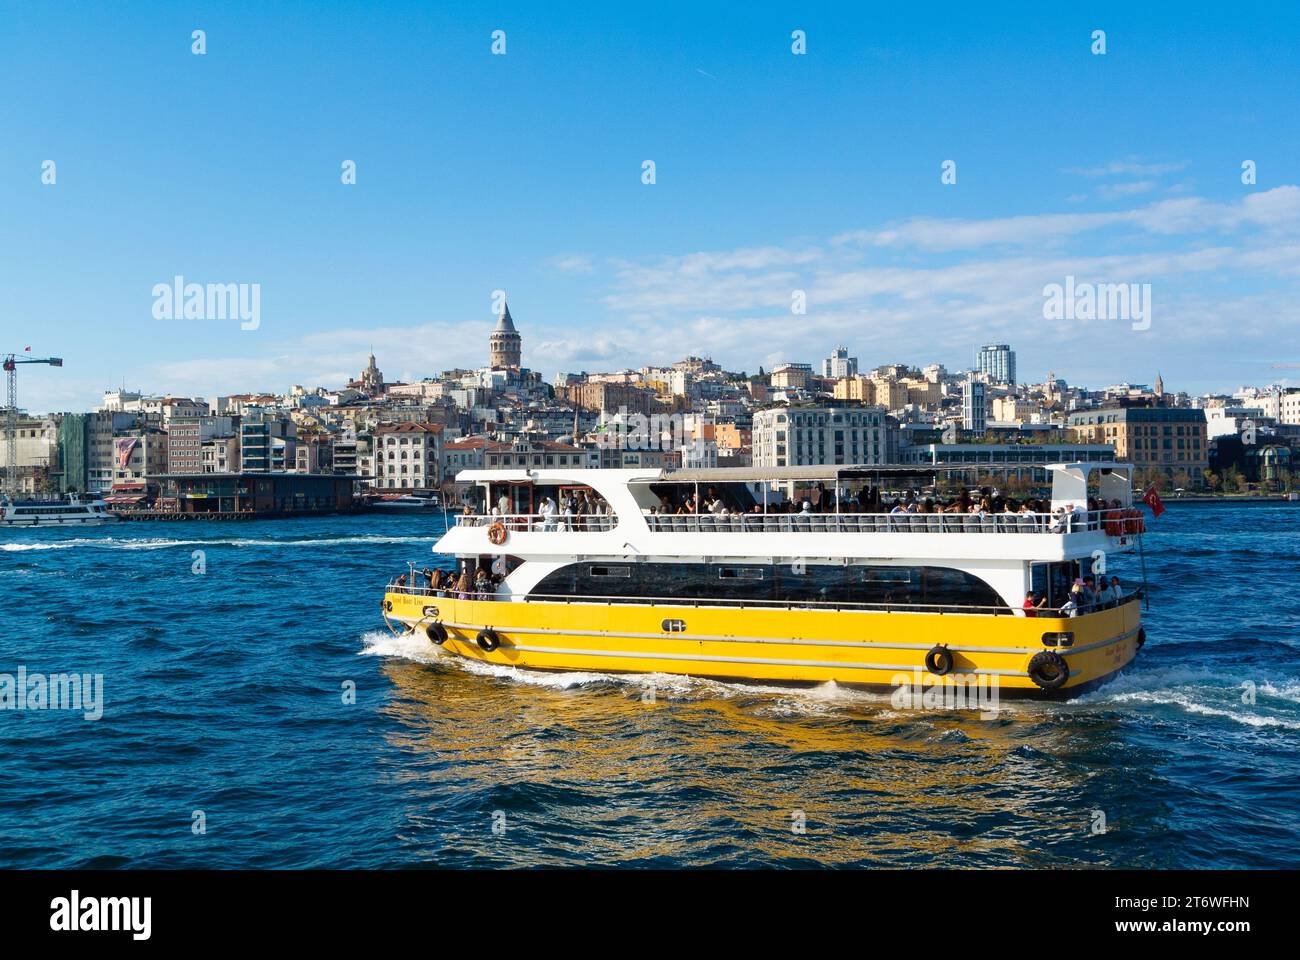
[962,378,988,433]
[822,346,858,379]
[977,344,1016,386]
[489,301,523,369]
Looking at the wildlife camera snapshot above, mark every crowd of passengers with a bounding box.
[1025,575,1128,618]
[392,565,505,601]
[646,485,1122,533]
[461,490,613,531]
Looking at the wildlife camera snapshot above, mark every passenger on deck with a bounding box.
[539,495,558,531]
[1082,576,1099,609]
[1022,591,1046,616]
[474,569,493,599]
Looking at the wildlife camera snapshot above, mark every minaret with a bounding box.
[1154,372,1164,398]
[489,301,522,369]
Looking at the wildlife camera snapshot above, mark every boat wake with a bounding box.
[360,629,922,717]
[1075,662,1300,731]
[360,628,1300,733]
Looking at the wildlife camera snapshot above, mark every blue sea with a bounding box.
[1,502,1297,868]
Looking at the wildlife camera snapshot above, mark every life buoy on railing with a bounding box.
[1027,651,1070,690]
[486,522,508,546]
[1103,510,1123,536]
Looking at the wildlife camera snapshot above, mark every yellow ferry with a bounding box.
[380,463,1148,699]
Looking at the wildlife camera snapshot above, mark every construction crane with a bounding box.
[3,351,63,499]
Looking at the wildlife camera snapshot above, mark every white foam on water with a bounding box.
[1258,679,1300,703]
[359,628,908,715]
[358,629,446,666]
[1107,690,1300,730]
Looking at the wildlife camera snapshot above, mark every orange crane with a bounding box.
[3,351,63,499]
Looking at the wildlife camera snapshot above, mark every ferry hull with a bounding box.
[383,592,1142,698]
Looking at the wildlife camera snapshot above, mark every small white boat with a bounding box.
[1,495,118,526]
[369,493,442,511]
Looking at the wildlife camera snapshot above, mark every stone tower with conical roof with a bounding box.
[489,301,522,369]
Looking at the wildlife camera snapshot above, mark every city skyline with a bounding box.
[4,2,1299,412]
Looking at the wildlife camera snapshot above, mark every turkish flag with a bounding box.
[1142,484,1166,518]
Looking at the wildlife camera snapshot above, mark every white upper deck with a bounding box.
[435,463,1145,565]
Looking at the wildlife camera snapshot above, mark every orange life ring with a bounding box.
[487,522,508,546]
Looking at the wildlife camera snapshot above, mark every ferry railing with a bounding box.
[638,508,1139,535]
[383,576,1141,617]
[454,512,618,532]
[451,508,1145,536]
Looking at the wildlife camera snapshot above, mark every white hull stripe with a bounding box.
[392,615,1137,659]
[459,638,1031,678]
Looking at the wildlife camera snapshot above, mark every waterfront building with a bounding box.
[155,473,357,515]
[239,411,297,473]
[1067,405,1209,486]
[374,422,444,491]
[482,439,599,471]
[167,416,236,473]
[752,405,892,468]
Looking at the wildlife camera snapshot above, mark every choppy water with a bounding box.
[1,503,1297,868]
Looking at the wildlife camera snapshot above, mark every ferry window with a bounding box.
[864,569,911,584]
[589,565,630,578]
[718,567,764,580]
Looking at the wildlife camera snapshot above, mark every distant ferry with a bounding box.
[369,492,442,511]
[381,463,1148,699]
[1,495,117,526]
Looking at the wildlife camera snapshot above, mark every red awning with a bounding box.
[103,494,146,504]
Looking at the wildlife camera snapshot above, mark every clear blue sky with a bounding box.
[2,1,1298,412]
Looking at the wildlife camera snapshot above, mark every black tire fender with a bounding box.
[383,599,393,613]
[1136,627,1146,649]
[426,622,448,645]
[924,645,954,677]
[1028,651,1070,690]
[476,629,500,652]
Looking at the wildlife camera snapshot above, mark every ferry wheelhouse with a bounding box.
[1,495,117,526]
[381,463,1148,698]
